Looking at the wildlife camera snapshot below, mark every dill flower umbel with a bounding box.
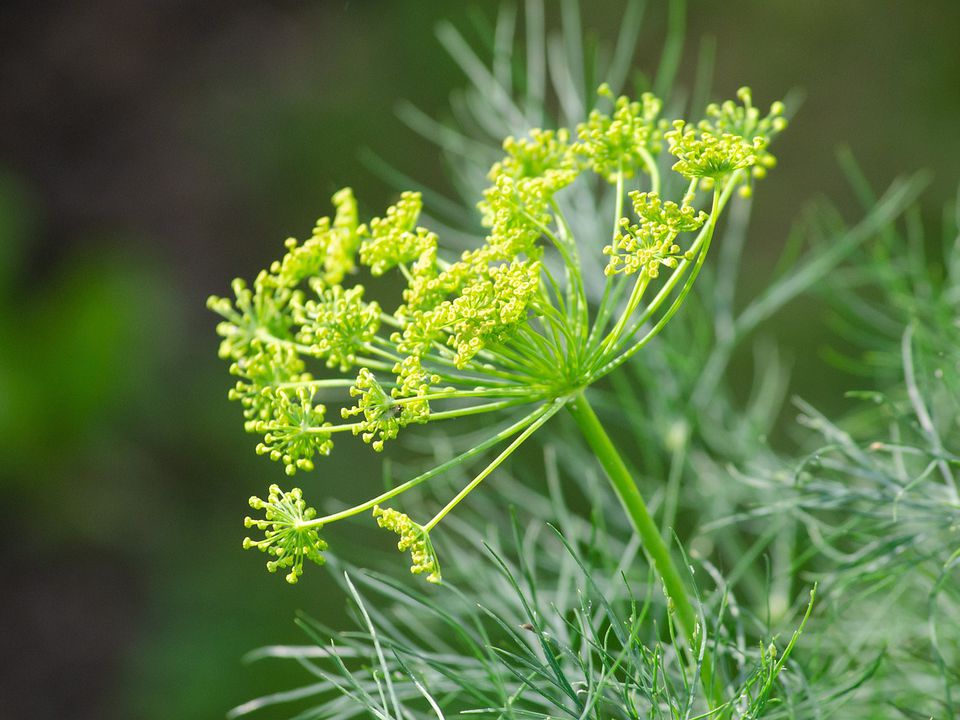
[372,506,441,584]
[243,485,327,584]
[212,86,787,594]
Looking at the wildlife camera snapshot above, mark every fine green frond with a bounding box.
[232,510,816,719]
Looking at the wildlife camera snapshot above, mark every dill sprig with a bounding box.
[210,84,787,598]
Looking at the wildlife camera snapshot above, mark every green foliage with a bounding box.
[230,498,816,719]
[713,165,960,716]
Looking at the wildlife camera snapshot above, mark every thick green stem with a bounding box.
[567,390,722,706]
[566,391,698,641]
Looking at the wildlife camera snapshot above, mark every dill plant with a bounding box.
[210,68,786,644]
[207,2,960,718]
[206,1,960,715]
[204,0,820,714]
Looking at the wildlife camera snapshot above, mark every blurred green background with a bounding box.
[1,1,958,718]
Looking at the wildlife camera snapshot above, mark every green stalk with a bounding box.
[585,165,625,352]
[424,398,564,530]
[305,403,551,528]
[566,391,698,639]
[566,390,720,704]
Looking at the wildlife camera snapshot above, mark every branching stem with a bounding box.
[425,399,565,530]
[306,404,553,527]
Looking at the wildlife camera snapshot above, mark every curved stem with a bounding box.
[565,391,698,642]
[594,186,724,381]
[274,378,357,390]
[566,391,720,706]
[637,146,661,194]
[390,387,545,404]
[427,398,535,421]
[550,199,589,336]
[597,272,651,357]
[586,165,625,351]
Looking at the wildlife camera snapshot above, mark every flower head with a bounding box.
[666,87,787,195]
[490,128,575,180]
[212,85,787,586]
[243,485,327,584]
[448,259,543,367]
[665,119,763,181]
[372,506,441,583]
[575,85,664,181]
[208,275,292,361]
[479,170,576,260]
[342,368,428,451]
[359,191,436,276]
[701,87,786,182]
[254,387,333,475]
[630,191,708,233]
[293,284,381,372]
[604,192,707,277]
[228,342,310,432]
[269,187,362,288]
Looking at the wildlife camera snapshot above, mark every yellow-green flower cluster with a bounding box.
[359,191,436,276]
[342,368,428,451]
[243,485,327,584]
[228,343,310,432]
[574,84,664,181]
[393,355,441,398]
[391,355,442,425]
[372,506,441,583]
[271,187,360,287]
[479,170,576,261]
[209,276,292,362]
[665,119,764,181]
[490,128,574,180]
[254,387,332,475]
[604,192,708,277]
[404,262,545,370]
[293,284,380,372]
[702,87,786,183]
[666,87,787,196]
[448,259,543,366]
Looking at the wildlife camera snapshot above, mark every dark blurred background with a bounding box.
[1,1,958,718]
